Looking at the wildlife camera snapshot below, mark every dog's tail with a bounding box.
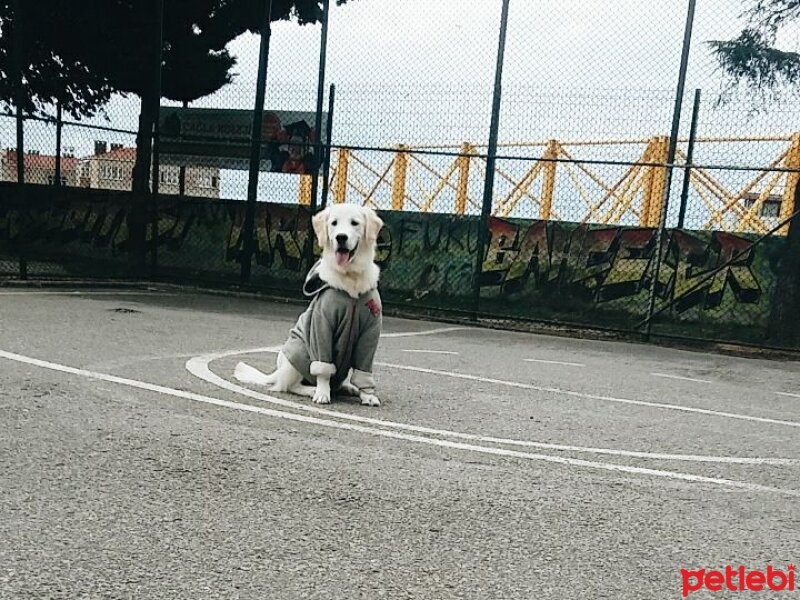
[234,362,278,386]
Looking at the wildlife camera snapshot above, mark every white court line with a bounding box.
[132,326,463,372]
[83,351,209,372]
[189,347,798,466]
[381,327,466,338]
[2,348,796,495]
[777,391,800,399]
[525,358,584,367]
[652,372,713,384]
[375,362,800,429]
[401,349,459,355]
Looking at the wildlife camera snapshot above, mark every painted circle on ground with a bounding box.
[186,347,799,466]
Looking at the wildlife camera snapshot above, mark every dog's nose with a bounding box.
[336,233,348,245]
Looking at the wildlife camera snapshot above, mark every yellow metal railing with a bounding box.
[314,134,800,234]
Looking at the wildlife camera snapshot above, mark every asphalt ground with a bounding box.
[1,287,798,599]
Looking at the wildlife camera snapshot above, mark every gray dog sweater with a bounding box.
[281,261,382,392]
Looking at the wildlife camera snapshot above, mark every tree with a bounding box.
[1,0,352,188]
[2,0,351,267]
[710,0,800,345]
[89,0,354,195]
[0,1,114,119]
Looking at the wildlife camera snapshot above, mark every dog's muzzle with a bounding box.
[335,243,357,266]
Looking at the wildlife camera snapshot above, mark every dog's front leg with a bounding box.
[310,361,336,404]
[350,369,380,407]
[338,384,379,406]
[358,390,380,407]
[337,373,379,406]
[312,375,332,404]
[337,371,361,397]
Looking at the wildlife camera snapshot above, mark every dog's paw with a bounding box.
[312,390,331,404]
[338,381,361,397]
[360,392,381,407]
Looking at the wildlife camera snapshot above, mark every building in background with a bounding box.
[79,141,220,198]
[2,142,220,199]
[0,149,79,186]
[78,142,135,191]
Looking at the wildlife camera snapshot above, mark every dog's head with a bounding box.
[312,204,384,271]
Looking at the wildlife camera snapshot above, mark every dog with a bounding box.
[234,204,384,407]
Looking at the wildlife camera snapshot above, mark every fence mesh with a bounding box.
[1,0,799,350]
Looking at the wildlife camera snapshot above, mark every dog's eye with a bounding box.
[331,220,337,226]
[351,220,359,227]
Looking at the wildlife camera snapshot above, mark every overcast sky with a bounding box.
[136,0,800,140]
[225,0,795,91]
[5,0,799,167]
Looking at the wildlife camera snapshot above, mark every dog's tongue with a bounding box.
[335,249,350,266]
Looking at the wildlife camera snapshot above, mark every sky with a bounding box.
[3,0,799,210]
[13,0,798,144]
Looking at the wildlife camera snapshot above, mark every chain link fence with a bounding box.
[1,0,799,350]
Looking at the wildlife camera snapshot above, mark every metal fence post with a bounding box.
[12,0,26,279]
[54,101,63,187]
[241,0,273,284]
[320,84,336,210]
[472,0,511,321]
[150,0,164,277]
[644,0,697,339]
[677,88,701,229]
[12,0,24,186]
[178,100,188,196]
[309,0,330,213]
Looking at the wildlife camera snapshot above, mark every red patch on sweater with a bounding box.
[365,298,382,317]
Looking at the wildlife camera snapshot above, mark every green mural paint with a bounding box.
[0,185,785,343]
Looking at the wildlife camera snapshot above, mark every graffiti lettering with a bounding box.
[255,205,310,271]
[571,227,617,300]
[662,230,761,311]
[225,204,393,274]
[599,229,655,302]
[0,200,130,251]
[0,187,773,327]
[483,217,763,313]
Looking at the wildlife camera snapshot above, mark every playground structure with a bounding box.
[296,133,800,235]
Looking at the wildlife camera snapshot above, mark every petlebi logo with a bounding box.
[681,564,796,597]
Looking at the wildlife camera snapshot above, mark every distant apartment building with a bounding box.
[741,192,783,218]
[0,149,79,186]
[77,142,136,191]
[1,142,220,199]
[79,141,220,198]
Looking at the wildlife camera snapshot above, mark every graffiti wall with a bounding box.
[0,187,135,278]
[0,184,784,335]
[479,217,781,328]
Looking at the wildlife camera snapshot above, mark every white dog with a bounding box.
[234,204,384,407]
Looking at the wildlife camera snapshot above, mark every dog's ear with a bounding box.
[312,208,329,249]
[363,207,384,244]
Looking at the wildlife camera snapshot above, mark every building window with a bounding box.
[160,170,180,185]
[197,174,219,189]
[47,175,68,186]
[102,164,123,180]
[742,193,782,218]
